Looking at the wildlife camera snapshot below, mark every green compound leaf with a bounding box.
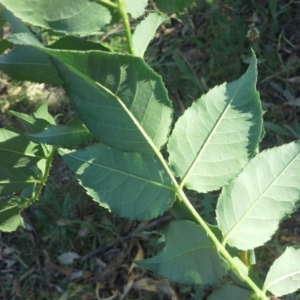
[168,52,262,193]
[29,123,94,147]
[0,0,111,35]
[155,0,194,13]
[7,33,173,154]
[59,144,175,220]
[0,167,38,196]
[263,247,300,297]
[125,0,148,19]
[217,141,300,250]
[207,285,253,300]
[0,197,27,232]
[0,128,45,167]
[133,12,169,58]
[138,220,228,285]
[0,46,62,86]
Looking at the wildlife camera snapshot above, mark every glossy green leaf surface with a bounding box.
[7,33,173,154]
[59,144,175,220]
[155,0,194,13]
[217,141,300,250]
[0,128,45,167]
[0,167,38,196]
[168,53,262,193]
[132,12,169,58]
[29,124,94,147]
[0,46,62,85]
[207,285,253,300]
[0,197,26,232]
[264,247,300,297]
[138,220,227,285]
[125,0,148,18]
[0,0,111,35]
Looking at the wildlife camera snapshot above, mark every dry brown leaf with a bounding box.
[129,240,144,274]
[12,277,22,297]
[133,278,178,300]
[95,284,118,300]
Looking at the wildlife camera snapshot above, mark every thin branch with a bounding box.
[117,0,134,55]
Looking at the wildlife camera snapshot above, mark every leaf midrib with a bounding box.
[180,76,246,189]
[0,147,45,159]
[65,152,176,192]
[264,269,300,292]
[223,150,300,246]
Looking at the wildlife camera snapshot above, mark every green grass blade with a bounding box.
[0,0,111,35]
[217,141,300,250]
[168,52,263,193]
[132,12,169,58]
[59,144,176,220]
[263,247,300,297]
[138,220,228,285]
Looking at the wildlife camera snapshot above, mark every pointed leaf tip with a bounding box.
[168,51,262,193]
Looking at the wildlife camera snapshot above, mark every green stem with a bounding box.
[152,151,268,299]
[26,147,56,207]
[98,0,118,8]
[174,189,269,300]
[118,0,134,55]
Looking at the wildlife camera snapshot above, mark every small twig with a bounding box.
[81,215,172,262]
[118,0,134,55]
